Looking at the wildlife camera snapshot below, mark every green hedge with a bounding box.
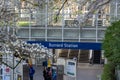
[17,21,33,27]
[101,63,116,80]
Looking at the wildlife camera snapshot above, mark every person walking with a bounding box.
[43,67,47,80]
[46,67,52,80]
[29,64,35,80]
[52,71,57,80]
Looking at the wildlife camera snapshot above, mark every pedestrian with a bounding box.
[52,71,57,80]
[43,67,47,80]
[29,64,35,80]
[46,67,52,80]
[73,57,77,61]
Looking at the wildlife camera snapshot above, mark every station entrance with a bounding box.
[55,49,102,64]
[92,50,101,64]
[27,41,103,64]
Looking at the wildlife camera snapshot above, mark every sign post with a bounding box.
[65,59,77,80]
[57,65,64,80]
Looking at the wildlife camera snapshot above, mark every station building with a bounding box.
[15,0,120,64]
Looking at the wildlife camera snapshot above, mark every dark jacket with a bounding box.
[29,67,35,77]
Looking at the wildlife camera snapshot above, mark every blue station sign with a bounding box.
[27,41,102,50]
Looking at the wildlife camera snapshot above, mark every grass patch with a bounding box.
[17,21,33,27]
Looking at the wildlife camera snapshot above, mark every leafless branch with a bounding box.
[54,0,68,23]
[82,0,112,24]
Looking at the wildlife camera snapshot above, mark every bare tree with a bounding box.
[0,0,18,27]
[53,0,112,25]
[0,0,112,26]
[83,0,111,21]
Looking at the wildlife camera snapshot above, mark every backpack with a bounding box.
[47,71,52,77]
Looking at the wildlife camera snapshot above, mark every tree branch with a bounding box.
[1,58,22,69]
[54,0,68,23]
[83,0,111,24]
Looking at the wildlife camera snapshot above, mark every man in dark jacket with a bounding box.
[43,67,47,80]
[29,65,35,80]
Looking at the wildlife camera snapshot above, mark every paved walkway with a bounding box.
[23,63,103,80]
[34,65,44,80]
[64,63,103,80]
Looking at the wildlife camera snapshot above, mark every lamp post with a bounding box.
[13,54,15,80]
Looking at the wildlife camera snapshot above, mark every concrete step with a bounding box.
[77,63,103,69]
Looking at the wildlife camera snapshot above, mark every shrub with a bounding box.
[101,63,116,80]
